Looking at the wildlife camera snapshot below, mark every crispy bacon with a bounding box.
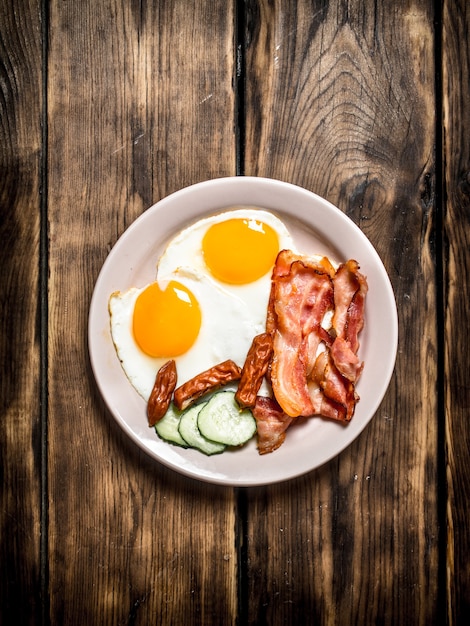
[269,250,334,417]
[266,251,334,332]
[252,396,294,455]
[309,384,346,422]
[330,337,363,382]
[312,350,357,421]
[268,251,367,426]
[332,260,368,354]
[329,260,367,382]
[308,376,347,421]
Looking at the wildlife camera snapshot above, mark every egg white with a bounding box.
[109,268,265,402]
[157,208,296,327]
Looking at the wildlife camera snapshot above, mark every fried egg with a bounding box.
[109,268,260,401]
[157,208,296,325]
[109,208,295,401]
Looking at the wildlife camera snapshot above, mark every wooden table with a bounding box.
[1,1,469,624]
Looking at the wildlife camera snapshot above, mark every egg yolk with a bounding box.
[133,281,201,357]
[202,218,279,284]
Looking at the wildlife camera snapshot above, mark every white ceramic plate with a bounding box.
[88,177,398,486]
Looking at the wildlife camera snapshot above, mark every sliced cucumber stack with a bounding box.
[178,403,226,455]
[197,391,257,447]
[155,391,257,453]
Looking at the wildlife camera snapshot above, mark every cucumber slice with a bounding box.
[197,391,257,447]
[155,403,187,447]
[178,403,226,456]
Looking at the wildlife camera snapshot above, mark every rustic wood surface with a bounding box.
[443,0,470,622]
[1,1,43,624]
[1,1,468,624]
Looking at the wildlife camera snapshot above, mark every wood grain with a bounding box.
[46,1,238,624]
[442,1,470,623]
[0,1,43,624]
[243,1,439,623]
[2,0,470,624]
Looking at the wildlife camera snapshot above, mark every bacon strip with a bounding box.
[330,260,368,382]
[330,337,363,382]
[269,250,334,417]
[332,260,367,351]
[312,350,357,421]
[252,396,294,455]
[308,377,347,421]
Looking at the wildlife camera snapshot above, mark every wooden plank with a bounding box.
[47,1,238,624]
[0,1,43,624]
[243,1,439,623]
[442,1,470,623]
